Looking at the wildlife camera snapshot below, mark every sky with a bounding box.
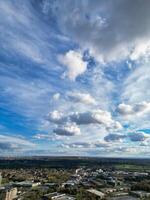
[0,0,150,157]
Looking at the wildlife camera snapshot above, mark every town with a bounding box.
[0,158,150,200]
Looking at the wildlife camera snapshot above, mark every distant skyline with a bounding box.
[0,0,150,157]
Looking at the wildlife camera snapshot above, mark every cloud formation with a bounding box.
[128,132,149,142]
[44,0,150,62]
[58,50,87,80]
[104,134,126,142]
[48,110,64,124]
[0,134,35,153]
[68,92,96,105]
[1,0,150,157]
[60,140,110,149]
[53,123,81,136]
[70,110,122,130]
[48,109,122,132]
[118,102,150,116]
[104,132,150,143]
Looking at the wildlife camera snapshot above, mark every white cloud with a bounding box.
[67,142,91,148]
[61,140,111,149]
[52,93,60,101]
[15,40,44,63]
[53,123,81,136]
[48,110,64,124]
[130,42,150,61]
[58,50,87,80]
[33,133,53,140]
[118,103,133,115]
[48,109,122,132]
[120,63,150,130]
[122,63,150,104]
[0,1,55,65]
[70,110,122,130]
[68,91,96,105]
[118,102,150,117]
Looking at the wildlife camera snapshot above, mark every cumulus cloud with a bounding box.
[48,110,64,124]
[104,133,126,142]
[53,123,81,136]
[104,132,150,143]
[68,92,96,105]
[44,0,150,62]
[118,102,150,116]
[52,93,60,101]
[128,132,149,142]
[48,109,122,132]
[58,50,87,80]
[70,110,122,130]
[117,103,133,115]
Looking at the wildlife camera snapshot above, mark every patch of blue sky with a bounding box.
[138,129,150,134]
[104,60,131,83]
[0,107,37,137]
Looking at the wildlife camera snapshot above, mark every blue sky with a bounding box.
[0,0,150,157]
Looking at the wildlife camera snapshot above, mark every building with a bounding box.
[0,172,2,186]
[5,187,17,200]
[131,190,150,198]
[43,192,76,200]
[0,187,17,200]
[100,188,117,194]
[87,189,105,199]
